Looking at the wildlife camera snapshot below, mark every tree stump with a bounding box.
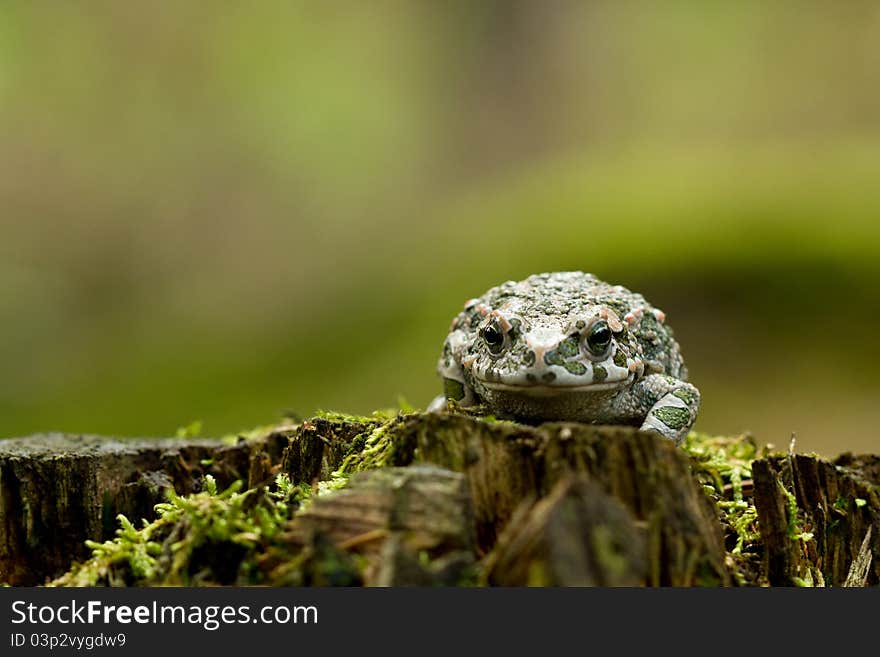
[752,451,879,586]
[1,413,878,587]
[386,414,731,586]
[281,465,476,586]
[484,475,647,586]
[0,433,251,585]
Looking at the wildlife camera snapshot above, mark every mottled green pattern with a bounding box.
[564,361,587,375]
[557,336,579,358]
[652,406,690,430]
[673,387,698,406]
[544,336,579,367]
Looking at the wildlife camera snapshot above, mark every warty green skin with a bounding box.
[430,272,700,444]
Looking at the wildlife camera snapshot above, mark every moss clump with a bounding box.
[330,422,395,480]
[52,474,308,586]
[314,408,399,424]
[682,431,763,583]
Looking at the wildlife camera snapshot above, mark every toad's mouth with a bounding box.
[475,377,631,396]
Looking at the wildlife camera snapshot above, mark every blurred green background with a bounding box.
[1,2,878,457]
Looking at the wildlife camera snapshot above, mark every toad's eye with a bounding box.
[586,320,612,356]
[481,322,506,355]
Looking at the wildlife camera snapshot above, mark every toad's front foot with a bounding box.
[638,379,700,444]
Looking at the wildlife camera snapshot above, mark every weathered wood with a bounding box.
[387,414,731,586]
[247,427,295,488]
[752,451,879,586]
[282,465,476,585]
[844,526,873,587]
[0,433,250,585]
[3,413,878,587]
[281,417,382,484]
[485,475,647,586]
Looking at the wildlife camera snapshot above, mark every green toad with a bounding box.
[430,272,700,443]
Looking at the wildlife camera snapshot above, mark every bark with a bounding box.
[387,415,731,586]
[281,465,476,586]
[2,414,878,587]
[280,417,381,484]
[0,433,250,585]
[752,451,879,586]
[484,475,648,586]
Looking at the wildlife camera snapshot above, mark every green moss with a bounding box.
[294,415,414,500]
[717,501,759,554]
[53,474,308,587]
[175,420,203,438]
[682,432,761,577]
[315,409,391,423]
[781,483,813,543]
